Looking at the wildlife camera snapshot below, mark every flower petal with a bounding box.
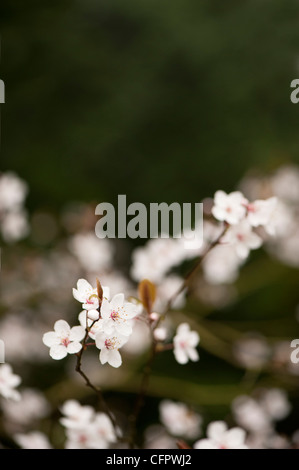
[54,320,70,336]
[42,331,59,347]
[69,326,85,342]
[49,345,68,360]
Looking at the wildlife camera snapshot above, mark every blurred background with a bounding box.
[0,0,299,449]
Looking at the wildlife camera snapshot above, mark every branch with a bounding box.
[75,322,121,441]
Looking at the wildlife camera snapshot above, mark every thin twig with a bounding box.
[75,322,121,440]
[163,223,228,316]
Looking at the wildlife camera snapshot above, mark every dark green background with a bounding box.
[1,0,299,210]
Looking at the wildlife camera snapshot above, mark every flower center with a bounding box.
[110,310,119,321]
[61,337,70,347]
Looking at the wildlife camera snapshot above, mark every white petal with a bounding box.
[54,320,70,336]
[77,278,92,293]
[42,331,59,347]
[108,350,122,368]
[69,326,85,342]
[174,348,188,364]
[187,347,199,362]
[87,309,100,321]
[49,345,68,360]
[115,321,132,336]
[207,421,227,442]
[225,427,246,448]
[110,293,124,310]
[67,341,82,354]
[188,331,200,347]
[100,348,109,364]
[214,190,227,206]
[194,439,218,449]
[100,298,111,320]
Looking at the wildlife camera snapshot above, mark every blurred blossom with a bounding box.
[0,315,49,362]
[144,425,177,449]
[0,172,28,212]
[259,388,291,421]
[233,334,271,370]
[60,399,117,449]
[14,431,52,449]
[173,323,200,365]
[122,319,151,355]
[0,172,29,244]
[68,231,113,272]
[2,388,50,428]
[60,400,95,429]
[212,190,248,225]
[232,388,291,437]
[159,400,202,439]
[155,275,186,311]
[194,421,248,449]
[202,244,243,285]
[0,364,21,401]
[1,210,30,243]
[131,237,187,283]
[221,220,263,259]
[271,165,299,204]
[232,396,272,435]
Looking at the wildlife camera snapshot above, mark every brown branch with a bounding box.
[75,321,121,441]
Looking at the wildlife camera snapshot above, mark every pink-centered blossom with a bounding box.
[42,320,85,360]
[173,323,199,365]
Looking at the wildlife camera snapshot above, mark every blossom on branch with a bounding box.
[42,320,85,360]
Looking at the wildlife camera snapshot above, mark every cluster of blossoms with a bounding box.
[43,277,200,368]
[159,400,202,440]
[60,400,117,449]
[0,172,29,243]
[232,388,291,448]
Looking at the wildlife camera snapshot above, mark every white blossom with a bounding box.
[72,278,110,311]
[212,190,248,225]
[43,320,85,360]
[173,323,199,365]
[60,400,95,429]
[99,293,139,336]
[221,220,263,259]
[95,331,128,368]
[159,400,202,439]
[194,421,248,449]
[0,364,21,401]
